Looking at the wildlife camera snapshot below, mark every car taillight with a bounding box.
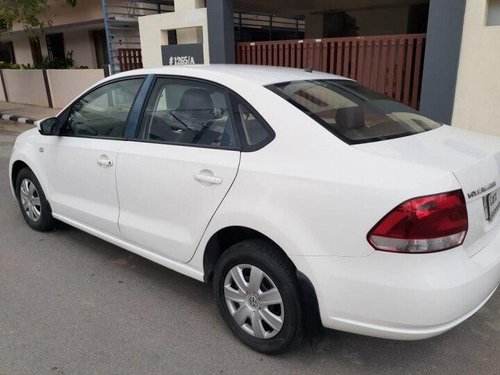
[368,190,468,253]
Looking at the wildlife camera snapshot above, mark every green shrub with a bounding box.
[0,50,90,70]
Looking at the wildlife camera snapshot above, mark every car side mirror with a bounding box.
[36,117,58,136]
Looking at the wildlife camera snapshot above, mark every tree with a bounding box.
[0,0,77,32]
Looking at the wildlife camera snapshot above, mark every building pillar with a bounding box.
[206,0,235,63]
[175,0,204,11]
[175,0,205,44]
[419,0,467,124]
[139,0,209,67]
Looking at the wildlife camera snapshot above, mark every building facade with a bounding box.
[0,0,161,69]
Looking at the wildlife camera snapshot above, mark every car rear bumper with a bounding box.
[292,227,500,340]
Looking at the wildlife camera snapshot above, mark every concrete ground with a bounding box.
[0,119,499,375]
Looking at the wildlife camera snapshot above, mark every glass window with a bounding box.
[0,41,15,64]
[139,78,237,148]
[63,79,143,138]
[267,80,441,144]
[238,103,271,147]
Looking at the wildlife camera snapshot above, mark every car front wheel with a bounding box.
[213,239,303,354]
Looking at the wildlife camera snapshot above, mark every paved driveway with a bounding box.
[0,120,499,375]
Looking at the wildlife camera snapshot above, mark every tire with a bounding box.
[213,239,304,354]
[15,168,56,232]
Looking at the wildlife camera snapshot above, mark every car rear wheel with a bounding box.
[213,239,303,354]
[15,168,56,232]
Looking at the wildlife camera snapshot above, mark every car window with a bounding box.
[139,78,237,148]
[63,78,144,138]
[267,80,441,144]
[237,103,271,147]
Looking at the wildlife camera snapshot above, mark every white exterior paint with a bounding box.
[0,83,5,101]
[452,0,500,135]
[8,66,500,341]
[117,144,240,263]
[63,30,98,68]
[10,34,34,66]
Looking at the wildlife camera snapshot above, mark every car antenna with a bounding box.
[304,65,314,73]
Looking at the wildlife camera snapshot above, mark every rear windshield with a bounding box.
[266,80,441,144]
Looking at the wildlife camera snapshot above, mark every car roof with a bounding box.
[112,64,349,86]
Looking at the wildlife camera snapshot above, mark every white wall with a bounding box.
[64,30,97,68]
[0,69,105,108]
[9,35,34,66]
[2,70,49,107]
[46,69,104,108]
[0,80,5,101]
[452,0,500,135]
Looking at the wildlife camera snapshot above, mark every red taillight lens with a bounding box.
[368,190,468,253]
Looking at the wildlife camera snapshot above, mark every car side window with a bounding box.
[237,102,272,147]
[139,78,237,148]
[63,78,144,138]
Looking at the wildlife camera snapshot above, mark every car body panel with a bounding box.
[116,141,240,263]
[42,136,123,235]
[9,128,47,199]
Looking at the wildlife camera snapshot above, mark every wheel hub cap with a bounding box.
[224,264,284,339]
[19,178,42,223]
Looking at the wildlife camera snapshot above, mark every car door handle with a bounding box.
[194,171,222,185]
[97,156,113,167]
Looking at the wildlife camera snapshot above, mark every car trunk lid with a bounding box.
[354,126,500,256]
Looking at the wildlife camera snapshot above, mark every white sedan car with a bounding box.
[9,65,500,354]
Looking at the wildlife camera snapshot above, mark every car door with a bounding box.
[116,77,241,263]
[43,77,145,235]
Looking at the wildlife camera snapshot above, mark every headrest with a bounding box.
[335,106,365,130]
[178,88,213,112]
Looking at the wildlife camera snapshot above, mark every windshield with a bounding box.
[266,79,441,144]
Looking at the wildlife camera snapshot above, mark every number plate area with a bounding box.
[484,188,500,221]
